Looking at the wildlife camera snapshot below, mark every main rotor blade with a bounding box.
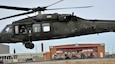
[0,11,33,20]
[0,5,31,11]
[47,6,93,10]
[46,0,64,8]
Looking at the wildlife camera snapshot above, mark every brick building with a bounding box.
[48,43,105,60]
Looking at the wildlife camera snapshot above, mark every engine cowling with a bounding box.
[36,13,71,21]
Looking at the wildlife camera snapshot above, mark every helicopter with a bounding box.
[0,0,115,49]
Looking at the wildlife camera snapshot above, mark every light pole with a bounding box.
[108,47,110,55]
[112,47,113,54]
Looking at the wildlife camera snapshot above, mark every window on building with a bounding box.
[13,55,17,59]
[0,57,1,60]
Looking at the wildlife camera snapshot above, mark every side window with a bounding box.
[33,24,41,32]
[42,23,50,32]
[15,25,28,34]
[15,26,19,34]
[19,25,27,34]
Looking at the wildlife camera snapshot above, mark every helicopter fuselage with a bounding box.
[1,0,115,49]
[0,13,115,49]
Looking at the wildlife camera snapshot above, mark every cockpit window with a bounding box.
[2,25,12,33]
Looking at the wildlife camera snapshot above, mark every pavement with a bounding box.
[7,58,115,64]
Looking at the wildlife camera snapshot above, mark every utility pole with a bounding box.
[112,47,113,54]
[41,43,44,52]
[108,47,110,55]
[14,48,16,54]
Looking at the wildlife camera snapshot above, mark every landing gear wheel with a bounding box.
[24,42,34,49]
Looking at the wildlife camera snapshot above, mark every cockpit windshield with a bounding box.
[1,24,12,33]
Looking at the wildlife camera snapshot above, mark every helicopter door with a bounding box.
[41,23,52,38]
[32,23,50,33]
[33,24,41,33]
[14,25,28,34]
[42,23,50,32]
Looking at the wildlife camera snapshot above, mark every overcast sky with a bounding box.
[0,0,115,54]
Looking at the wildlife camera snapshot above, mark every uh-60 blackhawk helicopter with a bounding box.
[0,0,115,49]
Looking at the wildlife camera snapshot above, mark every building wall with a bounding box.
[44,52,51,60]
[97,44,105,57]
[0,52,44,63]
[49,43,105,60]
[0,44,9,54]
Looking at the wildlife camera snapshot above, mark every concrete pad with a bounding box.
[7,58,115,64]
